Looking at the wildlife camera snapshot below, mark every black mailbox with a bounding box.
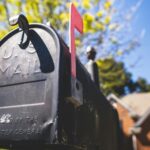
[0,20,62,146]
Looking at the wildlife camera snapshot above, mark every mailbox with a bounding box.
[0,17,62,146]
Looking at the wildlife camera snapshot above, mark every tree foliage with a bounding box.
[135,78,150,92]
[0,0,69,37]
[97,58,150,96]
[97,58,130,96]
[0,0,142,60]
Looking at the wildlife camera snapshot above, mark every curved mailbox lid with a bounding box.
[0,24,60,143]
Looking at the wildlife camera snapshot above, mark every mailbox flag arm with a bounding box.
[69,3,83,78]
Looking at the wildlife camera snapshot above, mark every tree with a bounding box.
[96,58,131,96]
[0,0,69,38]
[96,58,150,96]
[0,0,142,60]
[135,77,150,92]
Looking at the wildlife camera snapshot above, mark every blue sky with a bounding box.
[123,0,150,83]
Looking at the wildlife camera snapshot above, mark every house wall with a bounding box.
[136,116,150,150]
[114,103,134,136]
[136,138,150,150]
[113,102,150,150]
[113,103,134,150]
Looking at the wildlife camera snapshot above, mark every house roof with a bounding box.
[107,94,138,118]
[121,93,150,116]
[134,109,150,127]
[131,109,150,135]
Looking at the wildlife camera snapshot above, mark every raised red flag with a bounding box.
[69,3,83,78]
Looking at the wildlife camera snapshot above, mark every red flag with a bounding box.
[69,3,83,78]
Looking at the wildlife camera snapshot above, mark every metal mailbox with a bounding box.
[0,21,61,146]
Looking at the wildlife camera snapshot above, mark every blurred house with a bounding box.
[107,93,150,150]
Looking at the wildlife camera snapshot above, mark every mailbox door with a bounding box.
[0,24,61,144]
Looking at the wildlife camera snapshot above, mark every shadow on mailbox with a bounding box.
[29,29,54,73]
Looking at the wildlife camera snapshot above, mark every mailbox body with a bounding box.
[0,24,62,145]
